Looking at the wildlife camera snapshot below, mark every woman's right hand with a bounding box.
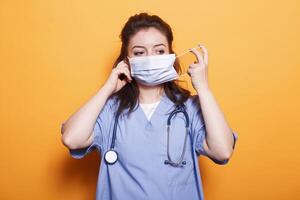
[103,59,132,95]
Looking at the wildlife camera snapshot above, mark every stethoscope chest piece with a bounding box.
[104,149,118,165]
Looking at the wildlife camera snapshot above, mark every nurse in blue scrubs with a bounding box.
[61,12,238,200]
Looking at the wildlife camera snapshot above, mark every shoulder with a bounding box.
[106,95,119,107]
[184,94,205,125]
[101,95,119,113]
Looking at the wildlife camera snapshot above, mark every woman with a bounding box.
[61,12,238,200]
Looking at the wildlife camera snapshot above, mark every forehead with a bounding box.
[128,27,168,48]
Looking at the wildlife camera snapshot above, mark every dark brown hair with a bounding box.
[111,12,191,117]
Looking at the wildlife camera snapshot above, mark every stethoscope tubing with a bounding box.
[106,104,190,167]
[165,105,190,167]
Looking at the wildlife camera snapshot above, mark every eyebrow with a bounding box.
[132,43,166,49]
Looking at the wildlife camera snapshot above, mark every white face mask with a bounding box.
[127,44,201,86]
[128,54,178,86]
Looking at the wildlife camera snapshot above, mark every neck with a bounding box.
[138,84,164,104]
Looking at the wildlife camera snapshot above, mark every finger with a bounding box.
[117,61,131,77]
[120,68,132,82]
[117,60,129,69]
[115,67,132,82]
[188,67,197,72]
[124,57,132,74]
[198,44,208,66]
[119,65,132,79]
[189,63,198,68]
[187,68,196,76]
[124,57,130,67]
[189,47,204,65]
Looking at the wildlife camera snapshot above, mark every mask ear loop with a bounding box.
[175,44,202,77]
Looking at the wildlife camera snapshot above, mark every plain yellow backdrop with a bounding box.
[1,0,299,199]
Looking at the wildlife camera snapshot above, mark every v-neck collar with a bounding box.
[137,92,174,124]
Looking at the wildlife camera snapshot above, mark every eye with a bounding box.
[133,51,144,56]
[157,49,165,54]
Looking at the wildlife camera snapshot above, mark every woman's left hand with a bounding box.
[188,44,209,92]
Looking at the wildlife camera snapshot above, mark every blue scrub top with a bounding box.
[69,92,238,200]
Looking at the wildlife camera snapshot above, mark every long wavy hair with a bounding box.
[110,12,191,117]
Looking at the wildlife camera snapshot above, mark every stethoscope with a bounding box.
[104,104,190,168]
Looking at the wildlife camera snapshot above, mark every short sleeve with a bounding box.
[189,95,238,165]
[68,97,116,159]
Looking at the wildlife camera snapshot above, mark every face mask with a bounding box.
[127,45,201,86]
[128,54,178,86]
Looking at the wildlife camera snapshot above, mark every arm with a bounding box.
[61,58,132,151]
[188,45,236,162]
[61,86,112,150]
[61,58,132,149]
[196,88,235,161]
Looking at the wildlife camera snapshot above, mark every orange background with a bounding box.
[1,0,299,199]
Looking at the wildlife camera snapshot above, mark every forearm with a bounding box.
[61,85,112,149]
[196,88,234,159]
